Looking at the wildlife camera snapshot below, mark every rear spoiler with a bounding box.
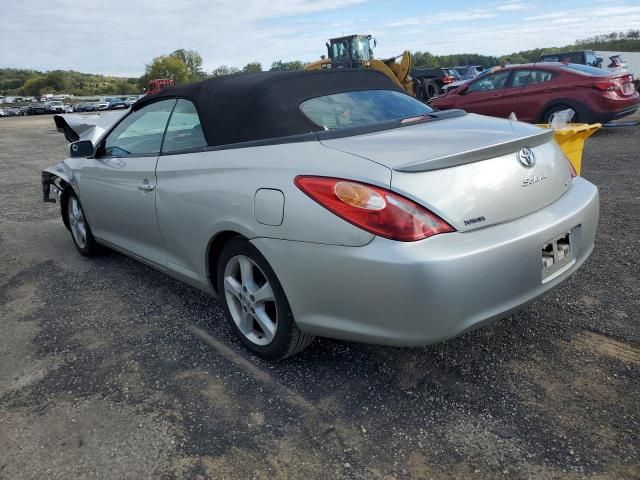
[53,111,127,145]
[395,128,554,173]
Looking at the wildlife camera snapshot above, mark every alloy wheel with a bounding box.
[68,196,87,249]
[223,255,277,346]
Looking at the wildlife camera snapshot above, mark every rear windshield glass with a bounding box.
[559,64,611,76]
[300,90,433,130]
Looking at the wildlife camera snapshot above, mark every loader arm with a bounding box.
[305,59,331,70]
[369,51,415,96]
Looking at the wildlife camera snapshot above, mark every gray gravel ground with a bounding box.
[0,114,639,480]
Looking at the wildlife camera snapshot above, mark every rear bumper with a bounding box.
[252,177,599,346]
[588,104,639,123]
[587,95,639,123]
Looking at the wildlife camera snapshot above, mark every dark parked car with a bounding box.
[73,103,98,112]
[539,50,602,68]
[108,98,130,110]
[411,67,461,100]
[429,63,639,124]
[27,103,47,115]
[0,107,20,117]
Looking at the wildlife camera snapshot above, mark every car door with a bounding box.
[456,70,512,118]
[77,99,176,267]
[153,99,209,272]
[500,69,559,123]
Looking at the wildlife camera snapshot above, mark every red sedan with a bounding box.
[429,63,639,124]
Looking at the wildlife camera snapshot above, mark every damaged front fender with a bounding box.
[42,161,78,231]
[41,162,73,203]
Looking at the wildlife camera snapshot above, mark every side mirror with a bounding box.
[69,140,94,157]
[457,84,469,95]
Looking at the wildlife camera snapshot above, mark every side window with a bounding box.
[162,99,207,153]
[586,52,596,66]
[102,99,176,157]
[467,71,510,93]
[510,70,556,87]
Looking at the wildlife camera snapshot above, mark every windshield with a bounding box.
[330,37,372,62]
[300,90,433,130]
[351,37,373,61]
[330,40,349,61]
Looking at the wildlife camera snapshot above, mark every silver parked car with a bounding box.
[42,70,599,359]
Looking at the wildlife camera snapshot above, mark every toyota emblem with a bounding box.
[517,147,535,168]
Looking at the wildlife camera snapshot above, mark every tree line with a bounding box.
[2,30,638,97]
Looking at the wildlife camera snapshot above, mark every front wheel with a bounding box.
[65,192,99,257]
[216,238,314,360]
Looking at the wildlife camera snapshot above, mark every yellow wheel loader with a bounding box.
[305,35,416,97]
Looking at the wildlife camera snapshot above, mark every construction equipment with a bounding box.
[305,35,416,97]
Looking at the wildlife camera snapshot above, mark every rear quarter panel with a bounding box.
[154,141,392,279]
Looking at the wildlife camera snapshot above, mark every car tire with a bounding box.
[423,79,440,99]
[543,104,579,124]
[216,238,314,360]
[63,191,99,257]
[414,80,427,101]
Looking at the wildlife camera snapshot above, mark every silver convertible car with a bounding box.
[42,70,599,359]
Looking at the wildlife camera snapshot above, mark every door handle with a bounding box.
[137,184,155,191]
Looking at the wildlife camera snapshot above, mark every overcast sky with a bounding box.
[2,0,639,77]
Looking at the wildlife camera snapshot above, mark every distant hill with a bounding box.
[0,69,140,96]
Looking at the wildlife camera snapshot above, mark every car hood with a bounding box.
[53,111,127,144]
[320,113,553,173]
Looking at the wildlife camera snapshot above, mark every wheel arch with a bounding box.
[42,161,80,231]
[59,182,73,231]
[538,98,588,123]
[206,230,249,294]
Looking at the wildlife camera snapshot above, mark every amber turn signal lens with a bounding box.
[334,181,386,210]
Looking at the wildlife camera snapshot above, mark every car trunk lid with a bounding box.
[320,114,573,232]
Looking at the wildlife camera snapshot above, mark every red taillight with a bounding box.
[294,176,455,242]
[442,76,455,84]
[593,80,616,91]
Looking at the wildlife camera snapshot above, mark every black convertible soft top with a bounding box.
[134,69,402,147]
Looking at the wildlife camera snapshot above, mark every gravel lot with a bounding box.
[0,114,639,480]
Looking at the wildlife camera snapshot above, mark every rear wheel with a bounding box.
[423,79,440,100]
[543,104,579,123]
[216,238,314,360]
[414,80,428,101]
